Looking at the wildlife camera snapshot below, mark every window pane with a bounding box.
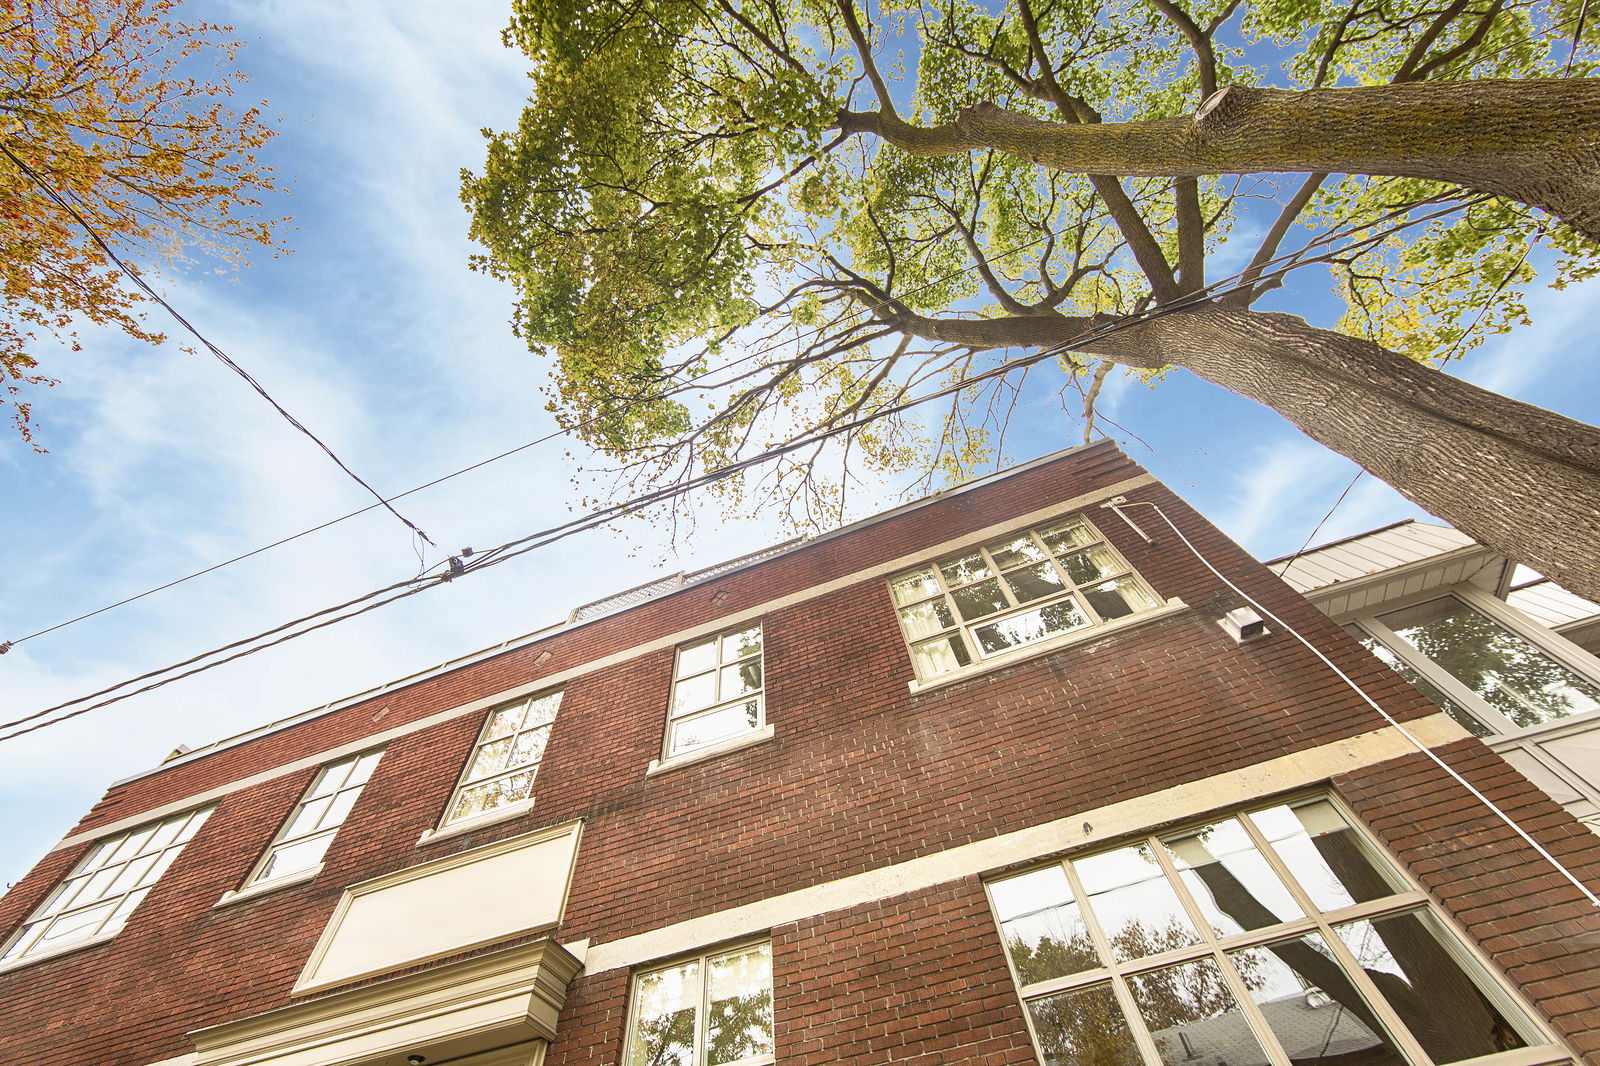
[1039,518,1096,554]
[1349,626,1492,737]
[668,699,760,757]
[911,634,972,679]
[1027,983,1140,1066]
[629,961,700,1066]
[889,568,940,606]
[899,599,956,640]
[672,671,718,715]
[707,943,774,1065]
[256,833,334,883]
[720,660,762,700]
[449,770,536,822]
[467,736,513,780]
[677,639,718,678]
[989,534,1048,569]
[951,578,1009,621]
[991,866,1100,984]
[1231,937,1408,1066]
[1130,958,1267,1066]
[1162,818,1303,936]
[1083,577,1158,622]
[1073,845,1201,963]
[1378,596,1600,727]
[482,703,524,741]
[721,625,762,662]
[1251,801,1402,911]
[1005,562,1069,604]
[1333,911,1530,1063]
[508,727,551,768]
[347,751,384,786]
[974,600,1089,655]
[1060,545,1120,585]
[941,552,993,587]
[525,691,563,728]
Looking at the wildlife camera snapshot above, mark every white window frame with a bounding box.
[235,748,384,895]
[622,938,775,1066]
[0,805,213,968]
[888,514,1166,683]
[985,794,1562,1066]
[437,688,563,831]
[1348,584,1600,741]
[662,622,765,761]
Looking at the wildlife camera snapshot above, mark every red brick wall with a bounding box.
[0,442,1590,1066]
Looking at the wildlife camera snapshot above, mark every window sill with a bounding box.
[647,724,777,777]
[214,864,323,909]
[417,797,535,846]
[0,929,119,975]
[907,598,1189,694]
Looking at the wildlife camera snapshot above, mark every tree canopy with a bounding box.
[0,0,281,447]
[465,0,1600,597]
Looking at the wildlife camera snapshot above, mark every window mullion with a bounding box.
[1211,945,1298,1066]
[696,950,711,1066]
[1234,809,1336,924]
[1108,971,1165,1066]
[1311,915,1437,1066]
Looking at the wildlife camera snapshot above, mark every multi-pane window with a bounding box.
[442,689,562,826]
[1351,594,1600,739]
[1,806,213,963]
[624,941,774,1066]
[987,798,1548,1066]
[247,749,382,887]
[666,624,763,759]
[889,515,1161,681]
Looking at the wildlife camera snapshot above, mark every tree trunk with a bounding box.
[843,79,1600,239]
[1084,305,1600,601]
[889,303,1600,599]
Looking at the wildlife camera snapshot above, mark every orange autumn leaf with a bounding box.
[0,0,283,448]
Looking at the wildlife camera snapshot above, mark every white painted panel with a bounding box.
[1543,728,1600,790]
[1497,747,1584,808]
[298,823,580,991]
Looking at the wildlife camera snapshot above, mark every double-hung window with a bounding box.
[245,748,383,888]
[665,624,764,759]
[889,514,1161,681]
[442,689,562,826]
[987,797,1555,1066]
[1,806,213,964]
[624,940,774,1066]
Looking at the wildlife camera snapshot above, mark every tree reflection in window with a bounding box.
[626,942,773,1066]
[989,800,1541,1066]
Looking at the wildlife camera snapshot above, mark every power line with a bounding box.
[0,193,1475,743]
[1,175,1197,653]
[0,143,434,549]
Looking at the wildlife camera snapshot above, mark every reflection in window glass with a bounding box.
[1074,846,1200,963]
[1333,911,1528,1063]
[626,944,773,1066]
[887,515,1161,680]
[1130,958,1265,1066]
[1162,818,1302,936]
[991,866,1099,983]
[1231,938,1407,1066]
[987,800,1544,1066]
[251,749,382,885]
[1378,597,1600,728]
[1346,625,1491,738]
[444,690,562,825]
[1029,983,1141,1066]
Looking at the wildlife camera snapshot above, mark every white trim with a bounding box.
[647,724,777,776]
[141,1056,199,1066]
[0,927,120,976]
[214,864,322,909]
[417,798,535,845]
[906,598,1188,693]
[580,716,1469,975]
[53,473,1158,857]
[294,821,583,994]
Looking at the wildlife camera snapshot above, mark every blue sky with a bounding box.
[2,0,1599,889]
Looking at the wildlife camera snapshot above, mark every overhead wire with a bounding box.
[0,190,1484,744]
[0,174,1197,654]
[0,143,435,550]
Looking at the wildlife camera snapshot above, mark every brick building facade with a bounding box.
[2,441,1597,1066]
